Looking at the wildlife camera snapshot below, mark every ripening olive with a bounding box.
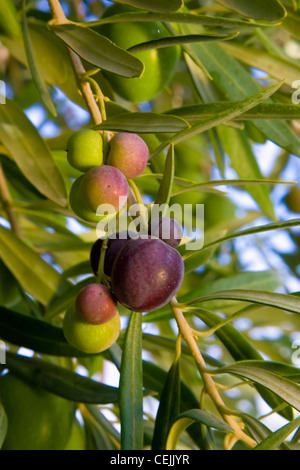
[106,132,149,179]
[75,283,118,325]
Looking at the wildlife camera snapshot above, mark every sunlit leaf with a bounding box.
[51,23,144,78]
[95,112,189,133]
[111,0,182,13]
[5,351,119,404]
[166,409,232,450]
[119,311,143,450]
[217,0,286,21]
[0,99,67,207]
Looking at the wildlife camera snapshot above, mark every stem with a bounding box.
[47,0,103,126]
[0,163,23,239]
[170,296,257,449]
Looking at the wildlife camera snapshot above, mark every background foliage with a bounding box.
[0,0,300,451]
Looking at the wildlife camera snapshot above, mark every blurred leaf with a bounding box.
[0,305,91,357]
[111,0,182,13]
[119,311,143,450]
[215,361,300,411]
[253,417,300,450]
[5,351,119,404]
[152,80,285,155]
[180,26,300,156]
[154,144,174,210]
[127,32,239,54]
[166,102,300,121]
[182,289,300,315]
[22,2,57,116]
[88,10,276,29]
[152,341,181,449]
[222,42,300,88]
[0,404,7,449]
[95,112,189,133]
[218,126,275,219]
[0,225,69,305]
[51,23,144,78]
[166,409,233,450]
[183,217,300,272]
[217,0,286,21]
[0,99,67,207]
[0,0,21,38]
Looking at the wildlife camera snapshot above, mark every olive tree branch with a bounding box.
[170,296,257,449]
[47,0,103,127]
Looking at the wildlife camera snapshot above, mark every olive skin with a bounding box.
[90,230,139,277]
[149,217,183,248]
[111,237,184,312]
[63,305,120,354]
[106,132,149,179]
[75,283,118,325]
[79,165,129,214]
[67,129,103,172]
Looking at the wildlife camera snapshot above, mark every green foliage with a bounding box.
[0,0,300,452]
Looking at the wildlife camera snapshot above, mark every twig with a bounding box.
[48,0,103,126]
[170,296,257,449]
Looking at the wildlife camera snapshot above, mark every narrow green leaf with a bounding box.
[254,417,300,450]
[183,218,300,272]
[127,32,238,54]
[151,80,285,156]
[222,41,300,88]
[154,144,175,210]
[0,99,67,207]
[51,23,144,78]
[22,1,57,116]
[111,0,182,13]
[166,409,233,450]
[218,126,275,219]
[85,11,278,29]
[95,112,189,133]
[5,351,119,404]
[180,25,300,156]
[0,404,8,449]
[217,0,286,21]
[152,341,181,450]
[171,178,296,196]
[180,289,300,315]
[119,312,143,450]
[166,102,300,121]
[282,4,300,40]
[0,305,91,357]
[192,309,294,420]
[0,0,21,38]
[214,362,300,412]
[0,225,69,305]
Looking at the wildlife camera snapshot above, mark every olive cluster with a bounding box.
[64,129,184,354]
[68,129,149,223]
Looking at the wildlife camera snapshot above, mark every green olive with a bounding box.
[0,373,74,450]
[67,129,103,172]
[99,5,181,103]
[63,304,120,354]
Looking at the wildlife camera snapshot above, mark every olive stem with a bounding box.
[47,0,103,127]
[170,296,257,449]
[0,163,23,239]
